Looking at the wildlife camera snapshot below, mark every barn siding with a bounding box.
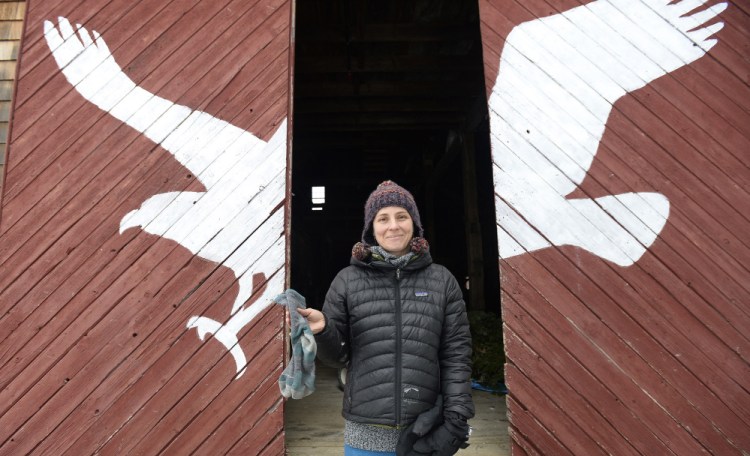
[3,0,747,454]
[0,0,292,454]
[480,0,749,455]
[0,1,25,192]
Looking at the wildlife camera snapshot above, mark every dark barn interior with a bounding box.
[290,0,499,315]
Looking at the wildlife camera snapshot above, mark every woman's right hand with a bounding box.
[296,307,326,334]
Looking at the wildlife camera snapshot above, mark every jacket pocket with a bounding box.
[343,369,353,413]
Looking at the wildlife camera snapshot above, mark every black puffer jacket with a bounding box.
[315,250,475,426]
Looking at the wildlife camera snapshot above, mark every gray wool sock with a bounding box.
[275,289,317,399]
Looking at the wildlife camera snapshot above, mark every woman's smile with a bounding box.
[373,206,414,256]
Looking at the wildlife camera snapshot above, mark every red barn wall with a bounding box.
[480,0,749,454]
[3,0,748,454]
[0,0,292,454]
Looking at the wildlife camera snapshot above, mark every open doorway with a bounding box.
[287,0,505,453]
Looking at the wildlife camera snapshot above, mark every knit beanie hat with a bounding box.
[361,180,424,245]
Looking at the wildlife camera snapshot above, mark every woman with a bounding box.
[298,180,474,456]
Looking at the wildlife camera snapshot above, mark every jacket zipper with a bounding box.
[395,267,402,426]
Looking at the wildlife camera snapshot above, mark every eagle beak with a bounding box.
[119,209,142,234]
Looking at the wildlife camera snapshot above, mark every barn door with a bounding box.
[480,0,749,455]
[0,0,293,453]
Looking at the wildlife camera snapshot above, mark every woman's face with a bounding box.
[373,206,414,256]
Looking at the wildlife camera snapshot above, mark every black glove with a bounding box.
[397,397,444,456]
[402,413,469,456]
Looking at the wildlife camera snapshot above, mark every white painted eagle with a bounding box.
[44,17,287,377]
[489,0,725,266]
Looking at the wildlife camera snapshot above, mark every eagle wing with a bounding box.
[489,0,726,197]
[44,17,266,190]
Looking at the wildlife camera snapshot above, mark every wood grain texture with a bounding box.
[0,1,24,188]
[3,0,747,455]
[480,0,749,454]
[0,0,292,454]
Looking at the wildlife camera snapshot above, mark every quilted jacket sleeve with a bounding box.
[314,268,350,368]
[439,271,475,420]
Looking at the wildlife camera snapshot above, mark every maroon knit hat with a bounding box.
[361,180,423,245]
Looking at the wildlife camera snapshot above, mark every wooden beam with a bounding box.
[296,54,482,73]
[298,23,477,43]
[294,80,481,97]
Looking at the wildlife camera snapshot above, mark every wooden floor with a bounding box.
[285,364,509,455]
